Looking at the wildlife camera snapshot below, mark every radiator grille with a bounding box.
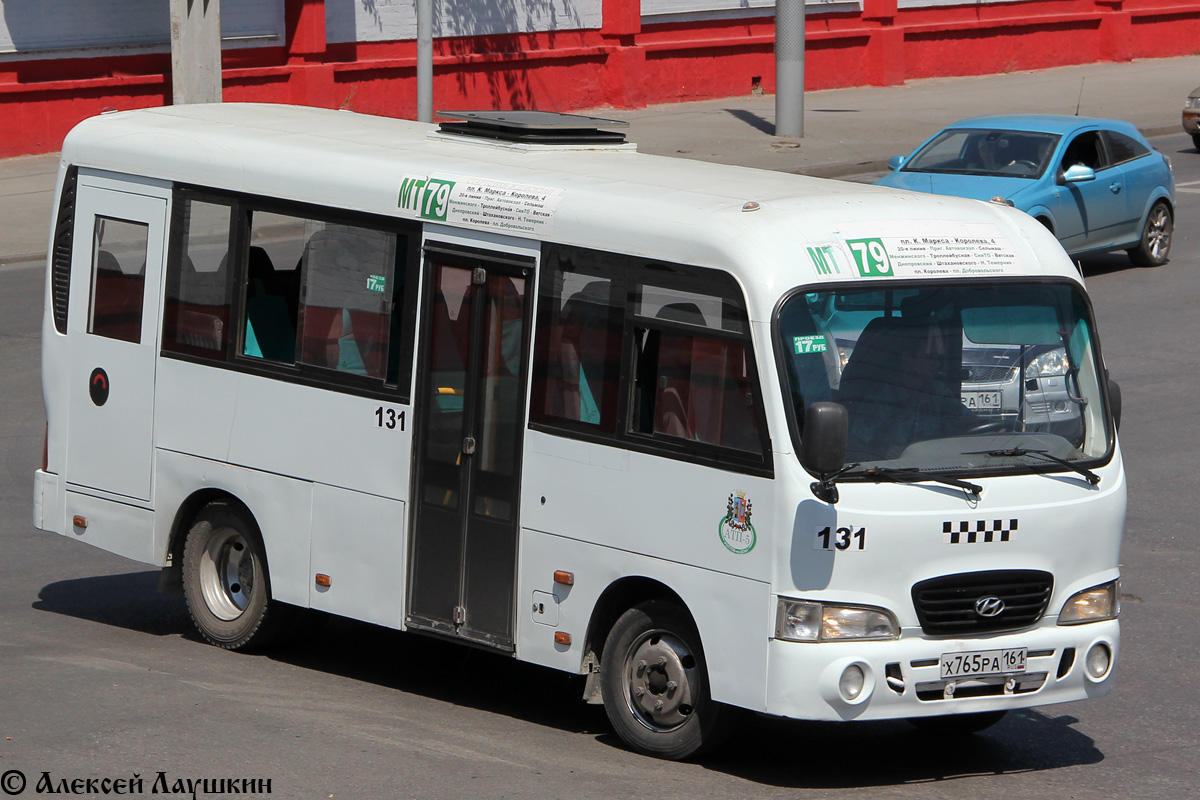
[912,570,1052,635]
[963,365,1017,383]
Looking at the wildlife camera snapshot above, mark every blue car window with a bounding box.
[903,129,1059,178]
[1104,131,1150,166]
[1061,132,1107,172]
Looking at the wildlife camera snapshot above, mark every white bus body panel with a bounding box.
[154,449,314,607]
[60,491,157,564]
[223,373,411,500]
[516,528,772,712]
[309,483,407,629]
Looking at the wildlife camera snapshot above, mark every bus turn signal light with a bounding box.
[553,570,574,586]
[72,515,87,529]
[315,574,331,587]
[554,632,571,645]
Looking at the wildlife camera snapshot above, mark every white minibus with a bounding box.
[34,104,1124,760]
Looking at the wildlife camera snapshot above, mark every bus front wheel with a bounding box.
[182,502,282,651]
[600,600,731,760]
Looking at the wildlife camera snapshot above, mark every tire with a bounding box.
[908,710,1007,736]
[1191,133,1200,151]
[599,601,732,760]
[182,501,288,650]
[1127,201,1173,267]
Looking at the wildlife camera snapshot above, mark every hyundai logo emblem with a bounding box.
[975,596,1005,617]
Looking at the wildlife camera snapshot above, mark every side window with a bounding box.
[1104,130,1149,165]
[163,197,233,358]
[297,222,399,380]
[531,247,769,470]
[631,272,764,455]
[243,209,407,384]
[88,217,148,343]
[530,246,624,431]
[161,190,415,397]
[1061,131,1107,171]
[244,210,304,363]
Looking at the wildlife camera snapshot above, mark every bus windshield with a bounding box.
[777,282,1112,474]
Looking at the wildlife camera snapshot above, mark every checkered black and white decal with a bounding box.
[943,519,1018,544]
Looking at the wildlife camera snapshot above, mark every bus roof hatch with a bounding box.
[436,110,629,145]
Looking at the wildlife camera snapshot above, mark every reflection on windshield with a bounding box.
[778,283,1111,475]
[903,129,1061,179]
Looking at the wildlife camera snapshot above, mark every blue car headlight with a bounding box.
[1024,347,1069,379]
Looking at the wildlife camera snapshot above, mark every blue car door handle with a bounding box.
[1109,183,1122,193]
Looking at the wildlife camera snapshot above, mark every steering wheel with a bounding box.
[1010,159,1039,171]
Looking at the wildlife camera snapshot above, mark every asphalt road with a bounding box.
[1,135,1197,799]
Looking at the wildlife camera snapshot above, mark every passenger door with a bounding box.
[1049,130,1125,253]
[407,236,535,651]
[65,177,169,502]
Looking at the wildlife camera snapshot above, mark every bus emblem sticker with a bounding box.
[719,491,756,554]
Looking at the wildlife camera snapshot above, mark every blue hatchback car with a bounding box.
[877,115,1175,266]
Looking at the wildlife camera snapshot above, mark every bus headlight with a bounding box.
[776,599,898,642]
[1058,580,1120,625]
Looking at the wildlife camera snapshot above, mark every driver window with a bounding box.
[1061,132,1106,172]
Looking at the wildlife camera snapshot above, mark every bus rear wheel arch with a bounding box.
[599,599,733,760]
[182,500,287,651]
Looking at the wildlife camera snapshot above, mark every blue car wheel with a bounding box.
[1128,201,1173,267]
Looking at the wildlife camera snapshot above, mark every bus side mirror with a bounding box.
[1107,377,1122,431]
[801,402,849,477]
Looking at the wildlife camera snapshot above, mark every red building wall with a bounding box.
[2,0,1199,157]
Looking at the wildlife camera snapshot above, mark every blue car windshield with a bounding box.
[902,129,1061,179]
[778,282,1112,474]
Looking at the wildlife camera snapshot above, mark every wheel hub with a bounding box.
[624,631,698,732]
[199,527,254,621]
[1147,208,1170,259]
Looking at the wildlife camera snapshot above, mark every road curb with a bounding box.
[0,253,46,272]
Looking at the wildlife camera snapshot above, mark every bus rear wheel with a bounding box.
[600,600,731,760]
[182,502,283,651]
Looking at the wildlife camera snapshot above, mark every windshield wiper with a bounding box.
[964,447,1100,485]
[846,466,982,495]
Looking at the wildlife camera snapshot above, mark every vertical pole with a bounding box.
[170,0,223,105]
[775,0,804,138]
[417,0,433,122]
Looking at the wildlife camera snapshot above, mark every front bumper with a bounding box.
[763,619,1118,721]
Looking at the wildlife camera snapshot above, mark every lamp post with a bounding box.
[775,0,805,138]
[169,0,222,105]
[417,0,433,122]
